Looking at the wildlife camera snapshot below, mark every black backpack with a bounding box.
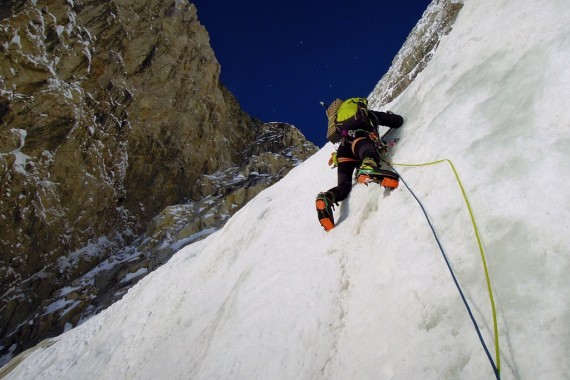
[325,98,372,143]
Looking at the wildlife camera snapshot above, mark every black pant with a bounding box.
[327,137,380,203]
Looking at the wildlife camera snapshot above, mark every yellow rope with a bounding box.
[393,159,500,374]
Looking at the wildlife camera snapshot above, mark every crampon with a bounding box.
[356,169,399,189]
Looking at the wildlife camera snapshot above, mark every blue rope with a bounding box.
[393,168,500,380]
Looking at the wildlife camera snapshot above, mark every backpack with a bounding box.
[325,97,372,143]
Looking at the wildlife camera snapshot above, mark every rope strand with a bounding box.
[391,161,500,379]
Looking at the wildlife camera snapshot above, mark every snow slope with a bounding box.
[3,0,570,379]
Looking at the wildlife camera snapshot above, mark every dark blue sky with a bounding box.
[191,1,431,147]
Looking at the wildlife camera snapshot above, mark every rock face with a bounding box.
[369,0,463,108]
[0,0,317,363]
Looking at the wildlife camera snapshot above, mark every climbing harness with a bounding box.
[391,159,501,380]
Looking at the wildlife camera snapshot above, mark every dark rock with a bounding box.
[0,0,318,364]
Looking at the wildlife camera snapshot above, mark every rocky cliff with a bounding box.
[0,0,317,364]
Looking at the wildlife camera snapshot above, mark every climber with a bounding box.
[315,97,404,231]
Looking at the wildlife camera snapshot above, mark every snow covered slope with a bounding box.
[3,0,570,379]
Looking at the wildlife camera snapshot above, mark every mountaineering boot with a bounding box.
[356,157,379,184]
[357,159,400,189]
[315,192,336,231]
[359,157,378,171]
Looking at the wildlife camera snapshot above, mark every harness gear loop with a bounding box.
[351,137,367,156]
